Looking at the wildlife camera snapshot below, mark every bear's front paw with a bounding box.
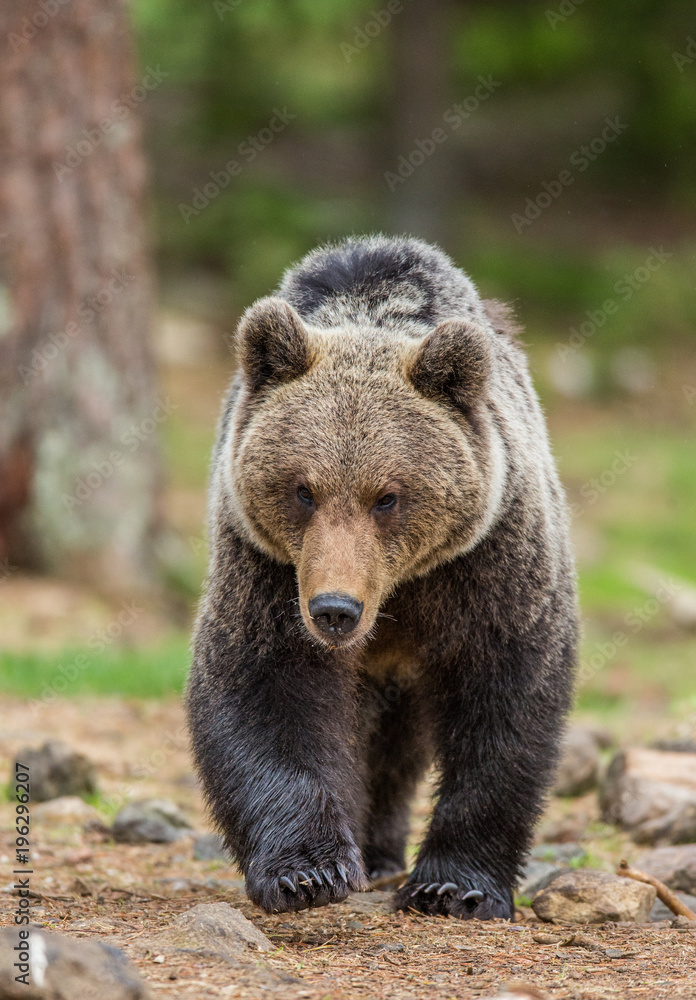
[394,878,513,920]
[246,852,367,914]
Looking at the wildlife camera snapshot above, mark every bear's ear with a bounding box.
[236,297,312,393]
[408,319,493,410]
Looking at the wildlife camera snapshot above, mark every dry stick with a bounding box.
[617,859,696,920]
[370,869,409,890]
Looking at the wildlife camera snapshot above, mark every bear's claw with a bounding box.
[396,878,511,920]
[255,856,367,913]
[438,882,460,896]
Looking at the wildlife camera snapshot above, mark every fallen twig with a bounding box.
[370,869,408,890]
[617,859,696,920]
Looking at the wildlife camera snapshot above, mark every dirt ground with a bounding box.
[2,697,696,1000]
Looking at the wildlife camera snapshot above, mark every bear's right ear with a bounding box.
[236,297,312,393]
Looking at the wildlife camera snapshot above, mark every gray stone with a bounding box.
[650,891,696,922]
[193,832,229,862]
[343,890,393,915]
[532,869,655,924]
[0,925,151,999]
[155,902,272,961]
[653,739,696,754]
[635,844,696,894]
[530,842,587,865]
[554,727,601,797]
[13,741,96,803]
[600,748,696,844]
[32,796,100,826]
[111,799,192,844]
[518,860,565,898]
[476,991,548,1000]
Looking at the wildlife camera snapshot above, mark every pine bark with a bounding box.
[0,0,163,592]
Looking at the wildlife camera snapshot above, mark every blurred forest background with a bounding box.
[1,0,695,740]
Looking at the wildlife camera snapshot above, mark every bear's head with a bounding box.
[223,297,507,649]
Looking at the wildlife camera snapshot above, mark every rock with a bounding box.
[154,903,272,961]
[634,844,696,894]
[0,925,151,999]
[530,842,587,865]
[32,796,100,826]
[193,832,229,862]
[653,739,696,754]
[600,748,696,843]
[554,727,601,797]
[532,869,655,924]
[13,741,97,803]
[650,891,696,923]
[111,799,192,843]
[518,861,565,899]
[476,989,548,1000]
[343,890,393,915]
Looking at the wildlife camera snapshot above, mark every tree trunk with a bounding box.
[387,0,455,247]
[0,0,163,593]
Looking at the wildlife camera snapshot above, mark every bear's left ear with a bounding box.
[236,297,312,393]
[408,320,493,410]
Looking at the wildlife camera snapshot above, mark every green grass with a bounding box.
[0,634,190,701]
[553,423,696,615]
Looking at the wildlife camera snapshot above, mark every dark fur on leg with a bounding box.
[393,526,577,920]
[358,675,431,880]
[187,531,368,914]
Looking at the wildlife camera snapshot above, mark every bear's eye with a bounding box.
[373,493,397,512]
[297,485,315,506]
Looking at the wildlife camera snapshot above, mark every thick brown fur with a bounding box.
[188,235,578,919]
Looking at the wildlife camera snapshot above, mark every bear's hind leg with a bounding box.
[359,676,430,882]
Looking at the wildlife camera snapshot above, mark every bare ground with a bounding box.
[2,697,696,999]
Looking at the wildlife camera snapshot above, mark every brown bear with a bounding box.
[187,235,578,920]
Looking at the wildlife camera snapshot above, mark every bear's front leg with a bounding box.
[187,542,368,913]
[394,632,573,921]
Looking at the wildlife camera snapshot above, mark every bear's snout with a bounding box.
[308,592,363,636]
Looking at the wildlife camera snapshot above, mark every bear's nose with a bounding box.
[308,593,364,635]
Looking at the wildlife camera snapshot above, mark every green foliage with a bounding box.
[131,0,696,313]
